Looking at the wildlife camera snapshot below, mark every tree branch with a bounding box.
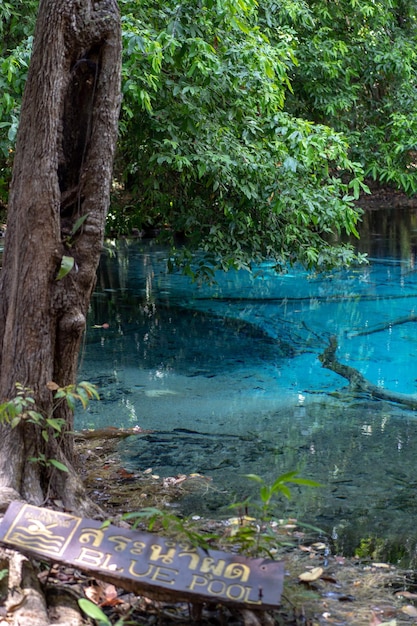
[319,335,417,409]
[347,314,417,338]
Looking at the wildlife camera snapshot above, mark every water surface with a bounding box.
[77,207,417,564]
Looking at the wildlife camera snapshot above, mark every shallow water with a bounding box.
[76,208,417,564]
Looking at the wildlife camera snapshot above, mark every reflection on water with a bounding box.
[77,207,417,565]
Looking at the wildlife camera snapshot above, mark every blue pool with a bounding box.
[76,207,417,564]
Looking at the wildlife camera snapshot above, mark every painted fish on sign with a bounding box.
[0,501,284,609]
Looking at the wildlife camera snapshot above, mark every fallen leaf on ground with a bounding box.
[401,604,417,617]
[85,582,122,607]
[395,590,417,599]
[299,567,324,582]
[369,611,382,625]
[334,556,346,565]
[117,468,134,479]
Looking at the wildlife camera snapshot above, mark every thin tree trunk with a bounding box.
[0,0,121,512]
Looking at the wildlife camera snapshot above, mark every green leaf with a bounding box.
[244,474,264,484]
[231,16,251,35]
[10,416,21,428]
[75,388,90,410]
[259,484,271,503]
[56,256,74,281]
[100,520,111,529]
[78,381,100,401]
[283,157,299,172]
[78,599,112,626]
[48,459,69,472]
[289,478,322,488]
[70,213,89,237]
[27,410,42,422]
[279,484,292,500]
[271,471,298,489]
[65,395,76,411]
[45,417,64,432]
[122,507,163,520]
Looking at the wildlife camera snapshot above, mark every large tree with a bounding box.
[0,0,121,512]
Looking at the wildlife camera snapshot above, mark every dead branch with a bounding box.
[319,336,417,409]
[347,314,417,338]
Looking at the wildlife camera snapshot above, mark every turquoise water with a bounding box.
[76,209,417,563]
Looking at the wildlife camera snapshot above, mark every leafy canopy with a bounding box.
[115,0,366,274]
[286,0,417,194]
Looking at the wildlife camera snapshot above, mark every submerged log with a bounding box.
[347,314,417,338]
[319,336,417,409]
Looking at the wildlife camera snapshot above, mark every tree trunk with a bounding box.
[0,0,121,513]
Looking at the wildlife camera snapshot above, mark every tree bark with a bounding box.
[0,0,121,512]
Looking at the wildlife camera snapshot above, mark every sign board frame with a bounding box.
[0,502,284,609]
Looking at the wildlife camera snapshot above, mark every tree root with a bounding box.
[319,335,417,409]
[0,548,85,626]
[0,489,25,515]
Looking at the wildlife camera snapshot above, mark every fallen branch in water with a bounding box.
[319,335,417,409]
[347,314,417,338]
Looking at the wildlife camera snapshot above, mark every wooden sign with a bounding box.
[0,502,284,609]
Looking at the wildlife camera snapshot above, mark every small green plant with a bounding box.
[244,470,321,520]
[0,380,99,471]
[355,535,387,560]
[225,471,322,556]
[121,472,322,560]
[49,379,99,411]
[122,507,218,551]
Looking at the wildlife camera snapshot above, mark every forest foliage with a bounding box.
[1,0,416,273]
